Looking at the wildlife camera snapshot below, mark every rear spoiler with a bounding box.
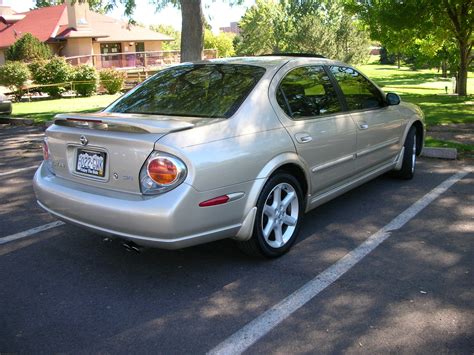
[54,113,194,134]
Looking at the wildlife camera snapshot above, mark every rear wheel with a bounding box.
[237,173,303,258]
[393,126,417,180]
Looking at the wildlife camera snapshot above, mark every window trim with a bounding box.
[326,65,389,114]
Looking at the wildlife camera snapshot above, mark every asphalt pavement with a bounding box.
[0,124,472,354]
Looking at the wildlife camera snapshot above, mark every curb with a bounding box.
[421,147,457,160]
[0,116,35,125]
[0,116,49,130]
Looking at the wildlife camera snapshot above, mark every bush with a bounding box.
[73,64,98,96]
[6,33,52,62]
[28,59,49,84]
[32,57,73,98]
[100,68,125,94]
[0,61,30,101]
[204,29,235,58]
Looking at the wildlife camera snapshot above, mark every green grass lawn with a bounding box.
[12,94,121,123]
[358,63,473,155]
[357,64,473,126]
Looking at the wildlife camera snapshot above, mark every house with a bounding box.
[219,22,240,35]
[0,0,175,68]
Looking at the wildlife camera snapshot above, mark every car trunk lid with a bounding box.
[46,113,195,194]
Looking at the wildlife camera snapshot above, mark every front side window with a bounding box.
[107,64,266,118]
[330,66,385,111]
[276,66,342,119]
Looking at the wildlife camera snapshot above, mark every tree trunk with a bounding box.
[457,40,469,96]
[443,0,472,96]
[441,59,447,78]
[180,0,204,62]
[397,51,401,69]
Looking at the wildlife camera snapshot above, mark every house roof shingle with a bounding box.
[0,5,67,48]
[0,4,173,49]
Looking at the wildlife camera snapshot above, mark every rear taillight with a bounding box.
[140,152,187,195]
[42,138,54,173]
[42,139,50,161]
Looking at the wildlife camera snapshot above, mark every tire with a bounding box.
[237,173,304,258]
[393,126,417,180]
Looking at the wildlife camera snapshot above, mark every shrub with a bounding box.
[6,33,52,62]
[28,59,48,79]
[0,61,30,101]
[32,57,73,98]
[73,64,98,96]
[100,68,125,94]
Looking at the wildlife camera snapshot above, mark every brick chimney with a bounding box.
[66,0,91,30]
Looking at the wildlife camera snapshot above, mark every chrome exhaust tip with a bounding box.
[122,240,141,253]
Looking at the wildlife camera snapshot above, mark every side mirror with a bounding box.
[386,92,401,106]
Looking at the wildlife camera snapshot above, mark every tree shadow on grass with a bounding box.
[373,72,451,87]
[400,94,474,126]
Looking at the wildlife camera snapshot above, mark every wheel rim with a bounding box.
[411,134,417,173]
[260,182,299,248]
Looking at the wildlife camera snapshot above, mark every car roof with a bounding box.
[201,56,345,69]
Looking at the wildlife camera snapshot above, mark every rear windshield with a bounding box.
[106,64,266,118]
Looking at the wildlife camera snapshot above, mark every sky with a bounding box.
[4,0,255,32]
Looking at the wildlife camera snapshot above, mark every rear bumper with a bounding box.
[33,163,251,249]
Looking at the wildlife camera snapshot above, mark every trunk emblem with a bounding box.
[80,135,88,146]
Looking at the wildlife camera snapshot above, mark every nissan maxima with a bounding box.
[34,56,425,257]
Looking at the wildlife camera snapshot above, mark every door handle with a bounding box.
[295,133,313,143]
[358,122,369,130]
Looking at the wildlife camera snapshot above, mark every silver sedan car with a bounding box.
[0,94,12,115]
[34,56,425,257]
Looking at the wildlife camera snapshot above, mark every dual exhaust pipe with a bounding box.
[121,240,141,253]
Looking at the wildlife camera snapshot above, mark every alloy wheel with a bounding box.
[260,182,299,248]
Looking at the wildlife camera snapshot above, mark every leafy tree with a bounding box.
[150,24,181,51]
[5,33,52,62]
[346,0,473,95]
[35,0,107,13]
[147,0,242,61]
[0,62,30,101]
[236,0,369,64]
[204,30,235,57]
[236,0,292,55]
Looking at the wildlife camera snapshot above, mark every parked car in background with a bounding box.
[0,94,12,116]
[34,55,425,258]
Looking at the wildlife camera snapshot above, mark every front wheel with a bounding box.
[237,173,303,258]
[393,126,417,180]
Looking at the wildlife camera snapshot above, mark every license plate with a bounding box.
[76,149,106,177]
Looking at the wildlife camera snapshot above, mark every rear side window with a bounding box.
[329,66,385,111]
[107,64,266,118]
[276,66,342,119]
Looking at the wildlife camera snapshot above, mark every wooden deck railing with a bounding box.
[65,49,218,69]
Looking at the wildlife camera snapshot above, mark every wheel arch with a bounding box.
[401,119,425,156]
[411,120,424,155]
[244,152,310,216]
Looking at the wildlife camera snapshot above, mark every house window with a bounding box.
[100,43,122,68]
[100,43,122,55]
[135,42,145,53]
